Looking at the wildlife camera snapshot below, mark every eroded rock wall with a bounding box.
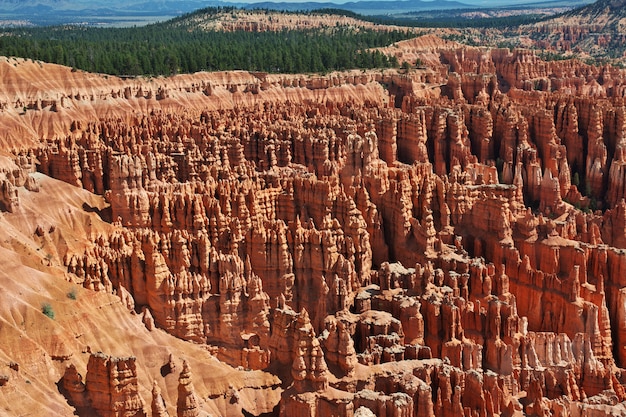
[4,35,626,417]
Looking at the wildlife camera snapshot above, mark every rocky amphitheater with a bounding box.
[1,33,626,417]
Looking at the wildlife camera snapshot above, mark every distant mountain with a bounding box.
[0,0,477,25]
[516,0,592,6]
[241,0,474,13]
[553,0,626,26]
[0,0,593,26]
[0,0,222,13]
[0,0,473,14]
[567,0,626,14]
[0,0,227,25]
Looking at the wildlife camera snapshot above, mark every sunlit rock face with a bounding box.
[3,33,626,416]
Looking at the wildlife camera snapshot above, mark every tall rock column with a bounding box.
[151,382,170,417]
[177,361,200,417]
[291,309,330,393]
[107,154,150,227]
[585,106,607,200]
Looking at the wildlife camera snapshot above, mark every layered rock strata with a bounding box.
[4,34,626,416]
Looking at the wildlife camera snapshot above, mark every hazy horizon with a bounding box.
[0,0,596,27]
[0,0,597,6]
[235,0,592,5]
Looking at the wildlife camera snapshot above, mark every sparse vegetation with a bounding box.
[538,51,571,62]
[41,303,55,319]
[442,33,479,46]
[67,288,77,300]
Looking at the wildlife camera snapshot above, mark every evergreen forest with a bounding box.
[0,8,414,76]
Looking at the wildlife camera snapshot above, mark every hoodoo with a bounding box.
[0,9,626,415]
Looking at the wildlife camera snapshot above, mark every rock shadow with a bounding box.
[82,202,112,223]
[243,403,280,417]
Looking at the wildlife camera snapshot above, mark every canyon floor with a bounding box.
[2,11,626,417]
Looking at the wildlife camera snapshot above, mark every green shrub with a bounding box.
[67,289,77,300]
[41,303,55,319]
